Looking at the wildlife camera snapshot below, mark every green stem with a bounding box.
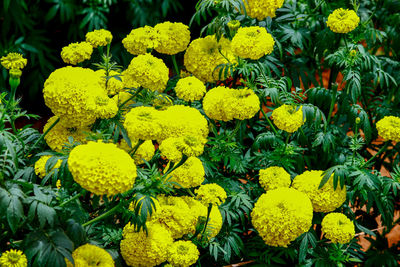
[163,155,188,178]
[283,133,291,154]
[82,201,123,227]
[186,188,196,198]
[119,88,143,108]
[343,34,350,52]
[26,117,60,156]
[260,107,278,135]
[171,55,180,77]
[129,139,145,156]
[361,141,390,168]
[200,204,213,241]
[59,191,84,207]
[324,85,338,132]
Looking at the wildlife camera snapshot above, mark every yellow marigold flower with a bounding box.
[124,53,169,92]
[251,188,313,247]
[43,116,90,152]
[243,0,285,20]
[124,106,164,141]
[184,35,236,82]
[322,213,355,244]
[85,29,112,48]
[292,170,347,212]
[34,155,62,178]
[119,139,155,164]
[68,141,137,196]
[154,21,191,55]
[0,249,27,267]
[376,116,400,142]
[195,183,227,206]
[168,157,205,188]
[159,135,207,162]
[271,104,305,133]
[61,42,93,65]
[122,26,159,55]
[1,53,27,70]
[174,76,206,102]
[95,69,124,95]
[232,26,275,60]
[326,8,360,34]
[121,222,173,267]
[259,166,291,191]
[93,95,118,119]
[167,241,199,267]
[65,244,114,267]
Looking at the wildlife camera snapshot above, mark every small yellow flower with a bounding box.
[322,213,355,244]
[167,241,199,267]
[195,183,227,206]
[66,244,114,267]
[85,29,112,48]
[61,42,93,65]
[259,166,291,191]
[0,249,28,267]
[1,53,27,70]
[349,49,357,57]
[327,8,360,33]
[271,104,305,133]
[376,116,400,142]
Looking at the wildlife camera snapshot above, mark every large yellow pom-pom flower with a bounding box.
[195,183,227,206]
[65,244,114,267]
[122,26,160,55]
[232,26,275,60]
[259,166,291,191]
[376,116,400,142]
[168,157,205,188]
[292,170,347,212]
[243,0,285,20]
[34,155,62,178]
[174,76,206,102]
[120,222,173,267]
[68,141,137,196]
[1,53,27,70]
[322,213,355,244]
[271,104,305,133]
[85,29,112,48]
[167,241,199,267]
[326,8,360,33]
[184,35,236,82]
[124,106,164,141]
[124,53,169,92]
[0,249,28,267]
[154,21,191,55]
[251,188,313,247]
[61,42,93,65]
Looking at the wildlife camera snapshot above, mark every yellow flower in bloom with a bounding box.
[43,116,90,151]
[251,188,313,247]
[65,244,114,267]
[119,139,155,164]
[195,183,227,206]
[292,170,347,212]
[122,26,159,55]
[68,141,137,196]
[167,241,199,267]
[232,26,275,60]
[124,53,169,92]
[259,166,291,191]
[376,116,400,142]
[124,106,164,141]
[174,76,206,102]
[0,249,27,267]
[154,21,191,55]
[93,95,118,119]
[243,0,285,20]
[120,222,173,267]
[321,213,355,244]
[184,35,236,82]
[327,8,360,34]
[159,135,207,162]
[34,155,62,178]
[231,88,261,120]
[61,42,93,65]
[271,104,305,133]
[0,53,27,70]
[85,29,112,48]
[168,157,205,188]
[43,66,109,127]
[95,69,124,95]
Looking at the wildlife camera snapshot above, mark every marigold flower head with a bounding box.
[68,141,137,195]
[195,183,227,206]
[0,249,28,267]
[167,241,199,267]
[243,0,285,20]
[232,26,275,60]
[271,104,305,133]
[168,157,205,188]
[322,213,355,244]
[159,135,207,162]
[124,106,164,141]
[376,116,400,142]
[65,244,114,267]
[154,21,191,55]
[1,53,27,70]
[85,29,112,48]
[174,76,206,102]
[292,170,347,212]
[93,95,118,119]
[61,42,93,65]
[251,188,313,247]
[327,8,360,33]
[259,166,291,191]
[34,155,62,178]
[122,26,159,55]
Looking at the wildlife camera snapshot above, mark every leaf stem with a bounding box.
[283,133,291,154]
[171,55,180,77]
[324,84,338,133]
[59,191,84,207]
[361,141,390,168]
[260,107,278,135]
[82,201,123,227]
[26,117,60,156]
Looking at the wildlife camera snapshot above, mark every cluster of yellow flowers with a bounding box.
[86,29,113,48]
[68,141,137,196]
[321,213,355,244]
[231,26,275,60]
[167,240,200,267]
[195,183,227,206]
[271,104,305,133]
[259,166,291,191]
[168,157,205,188]
[34,155,62,178]
[376,116,400,142]
[0,249,28,267]
[327,8,360,34]
[61,42,93,65]
[65,244,114,267]
[0,52,27,70]
[174,76,206,102]
[203,86,260,121]
[251,187,313,247]
[292,170,347,212]
[243,0,285,20]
